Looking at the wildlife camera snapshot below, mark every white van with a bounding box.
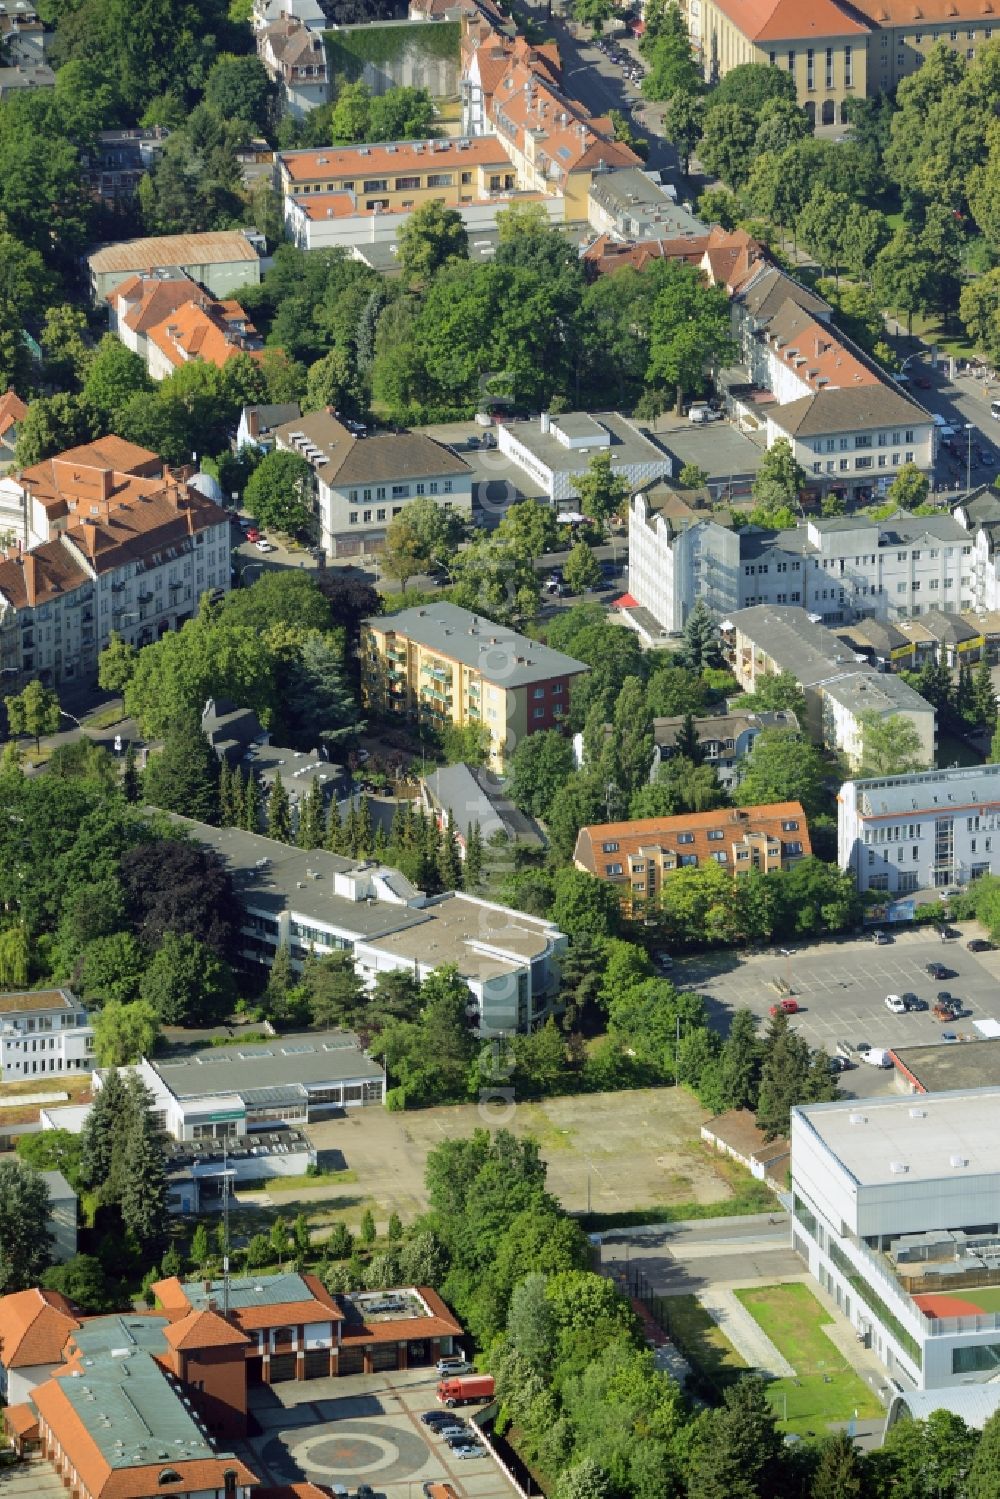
[991,400,1000,421]
[862,1047,893,1068]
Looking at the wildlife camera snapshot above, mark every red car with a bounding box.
[246,527,260,543]
[769,998,799,1017]
[914,375,932,389]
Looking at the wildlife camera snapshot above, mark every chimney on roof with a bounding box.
[101,468,114,501]
[22,551,36,606]
[247,407,260,439]
[81,522,98,560]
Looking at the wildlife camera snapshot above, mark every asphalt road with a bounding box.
[892,353,1000,491]
[674,922,1000,1093]
[597,1214,801,1294]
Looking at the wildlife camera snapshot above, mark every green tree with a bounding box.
[570,450,631,527]
[5,679,61,750]
[79,931,145,1006]
[685,1375,785,1499]
[143,714,221,824]
[756,1009,836,1139]
[887,461,931,510]
[438,813,463,891]
[875,229,931,335]
[495,497,559,568]
[564,539,602,594]
[811,1429,865,1499]
[92,998,160,1066]
[97,631,139,695]
[962,1405,1000,1499]
[696,103,758,188]
[267,771,292,842]
[676,599,723,672]
[678,461,709,490]
[204,53,274,132]
[647,261,735,411]
[737,729,828,819]
[665,90,705,176]
[397,200,469,284]
[858,711,929,777]
[973,651,998,731]
[717,1009,763,1112]
[752,437,807,512]
[551,867,621,942]
[244,449,313,535]
[510,730,576,818]
[642,1,702,102]
[79,1067,126,1192]
[739,670,806,716]
[14,393,89,469]
[796,187,851,279]
[465,821,484,885]
[304,347,356,416]
[81,334,152,427]
[0,1159,54,1291]
[360,1206,376,1244]
[118,1074,168,1253]
[302,949,366,1029]
[140,932,235,1026]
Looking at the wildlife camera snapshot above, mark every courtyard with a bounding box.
[233,1367,516,1499]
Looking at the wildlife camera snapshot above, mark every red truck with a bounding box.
[437,1374,495,1407]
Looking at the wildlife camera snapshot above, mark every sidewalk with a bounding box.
[698,1287,796,1377]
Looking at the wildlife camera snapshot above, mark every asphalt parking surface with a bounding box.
[674,922,1000,1096]
[239,1368,515,1499]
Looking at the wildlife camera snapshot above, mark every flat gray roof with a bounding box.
[850,762,1000,818]
[795,1088,1000,1187]
[822,669,932,718]
[503,411,670,474]
[366,891,555,977]
[59,1352,216,1470]
[153,1032,384,1099]
[366,601,588,688]
[726,605,866,686]
[892,1040,1000,1094]
[657,420,765,481]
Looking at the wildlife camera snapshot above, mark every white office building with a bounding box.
[498,411,671,508]
[792,1089,1000,1390]
[840,763,1000,895]
[628,501,976,638]
[0,989,93,1079]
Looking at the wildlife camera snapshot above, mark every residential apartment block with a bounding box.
[107,270,263,378]
[0,434,163,551]
[839,763,1000,895]
[362,600,588,769]
[497,410,672,507]
[0,989,93,1080]
[954,484,1000,612]
[0,453,230,688]
[272,408,472,558]
[724,605,936,769]
[258,14,329,118]
[630,501,975,639]
[573,802,811,911]
[170,813,569,1034]
[792,1088,1000,1390]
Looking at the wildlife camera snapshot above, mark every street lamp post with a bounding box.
[966,422,975,494]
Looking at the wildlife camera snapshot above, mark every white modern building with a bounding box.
[272,408,473,559]
[0,989,93,1079]
[840,764,1000,895]
[724,604,936,770]
[955,486,1000,612]
[792,1088,1000,1390]
[628,501,976,637]
[498,411,671,508]
[168,815,568,1035]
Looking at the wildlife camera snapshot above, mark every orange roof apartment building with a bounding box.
[573,801,811,910]
[0,444,231,688]
[108,273,263,381]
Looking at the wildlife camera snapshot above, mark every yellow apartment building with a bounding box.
[276,136,517,213]
[361,601,588,771]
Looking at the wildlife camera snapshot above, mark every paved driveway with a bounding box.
[674,923,1000,1086]
[237,1368,516,1499]
[0,1459,67,1497]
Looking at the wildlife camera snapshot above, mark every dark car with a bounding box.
[828,1056,850,1073]
[421,1412,458,1429]
[939,925,961,940]
[926,962,953,980]
[856,1041,872,1054]
[903,994,927,1012]
[872,930,892,945]
[914,375,932,389]
[968,938,995,952]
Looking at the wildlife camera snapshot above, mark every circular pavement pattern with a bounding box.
[262,1419,430,1487]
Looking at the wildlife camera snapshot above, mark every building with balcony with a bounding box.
[166,814,568,1035]
[723,605,937,770]
[792,1087,1000,1390]
[0,469,230,689]
[273,408,472,559]
[0,989,93,1080]
[362,600,588,771]
[839,764,1000,895]
[573,801,811,913]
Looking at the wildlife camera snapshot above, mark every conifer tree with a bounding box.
[438,811,462,890]
[373,821,388,858]
[298,779,324,850]
[244,772,260,832]
[343,799,360,857]
[465,821,484,885]
[956,656,976,727]
[79,1066,127,1192]
[973,651,998,731]
[356,794,375,856]
[325,797,344,853]
[267,771,292,842]
[122,741,139,802]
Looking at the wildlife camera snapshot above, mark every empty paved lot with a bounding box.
[237,1367,516,1499]
[675,922,1000,1084]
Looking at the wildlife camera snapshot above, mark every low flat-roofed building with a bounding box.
[497,409,671,506]
[890,1040,1000,1096]
[88,230,264,303]
[164,814,567,1034]
[792,1087,1000,1389]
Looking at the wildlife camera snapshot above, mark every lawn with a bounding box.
[735,1283,884,1438]
[654,1294,747,1396]
[936,1285,1000,1313]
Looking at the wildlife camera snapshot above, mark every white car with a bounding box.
[436,1355,471,1376]
[255,539,275,553]
[688,402,722,424]
[885,994,907,1014]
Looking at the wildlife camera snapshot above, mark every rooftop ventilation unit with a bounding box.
[889,1161,909,1174]
[849,1113,866,1125]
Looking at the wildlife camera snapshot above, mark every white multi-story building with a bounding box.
[725,605,936,770]
[0,459,230,690]
[765,387,936,497]
[498,411,672,508]
[839,763,1000,895]
[955,486,1000,611]
[629,501,976,636]
[272,408,472,559]
[792,1089,1000,1391]
[0,989,93,1079]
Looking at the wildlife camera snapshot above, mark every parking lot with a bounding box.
[237,1367,516,1499]
[676,921,1000,1097]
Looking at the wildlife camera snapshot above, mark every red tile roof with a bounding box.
[162,1309,250,1351]
[3,1402,39,1437]
[108,275,212,337]
[583,232,710,275]
[145,298,263,373]
[152,1272,342,1334]
[279,135,511,185]
[0,542,89,608]
[59,480,228,576]
[0,388,27,440]
[0,1289,79,1369]
[708,0,869,41]
[573,801,811,877]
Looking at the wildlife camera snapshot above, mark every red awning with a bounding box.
[613,592,638,609]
